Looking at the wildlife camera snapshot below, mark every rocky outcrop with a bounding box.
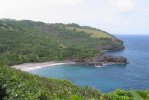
[85,55,128,66]
[98,39,125,51]
[68,54,128,66]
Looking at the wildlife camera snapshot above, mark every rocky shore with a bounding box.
[86,38,128,66]
[85,55,127,66]
[11,54,128,71]
[69,54,128,67]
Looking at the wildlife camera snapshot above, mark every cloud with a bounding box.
[110,0,135,12]
[0,0,85,6]
[0,0,149,35]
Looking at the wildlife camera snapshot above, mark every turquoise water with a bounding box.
[30,35,149,92]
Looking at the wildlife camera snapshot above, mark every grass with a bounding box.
[66,27,113,39]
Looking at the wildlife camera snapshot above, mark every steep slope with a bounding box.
[0,19,124,66]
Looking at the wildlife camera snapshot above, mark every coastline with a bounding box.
[11,61,75,72]
[11,56,128,72]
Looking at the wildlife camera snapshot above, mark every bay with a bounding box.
[30,35,149,92]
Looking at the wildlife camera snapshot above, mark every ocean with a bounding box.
[30,35,149,92]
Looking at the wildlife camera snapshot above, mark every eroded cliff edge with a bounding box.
[70,38,128,66]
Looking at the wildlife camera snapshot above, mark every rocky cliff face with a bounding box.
[98,39,125,51]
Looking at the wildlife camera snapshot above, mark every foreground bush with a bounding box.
[0,67,102,100]
[0,66,149,100]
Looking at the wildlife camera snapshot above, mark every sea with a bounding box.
[30,35,149,92]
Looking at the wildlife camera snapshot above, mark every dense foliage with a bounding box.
[0,67,149,100]
[0,19,123,66]
[0,66,102,100]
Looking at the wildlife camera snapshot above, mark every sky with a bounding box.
[0,0,149,35]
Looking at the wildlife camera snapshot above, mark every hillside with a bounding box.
[0,19,124,66]
[0,19,149,99]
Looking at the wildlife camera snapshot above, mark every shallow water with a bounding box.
[30,35,149,92]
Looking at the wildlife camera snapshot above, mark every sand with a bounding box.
[11,61,75,72]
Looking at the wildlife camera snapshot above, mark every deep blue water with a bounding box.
[30,35,149,92]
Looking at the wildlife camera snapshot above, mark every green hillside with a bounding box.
[0,19,149,100]
[0,19,123,66]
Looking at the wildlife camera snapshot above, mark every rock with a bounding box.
[85,55,128,66]
[98,39,125,51]
[66,53,128,67]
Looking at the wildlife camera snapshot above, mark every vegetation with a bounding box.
[66,26,113,38]
[0,19,123,66]
[0,67,149,100]
[0,19,149,99]
[0,66,102,100]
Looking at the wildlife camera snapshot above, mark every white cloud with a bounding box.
[0,0,85,6]
[110,0,135,12]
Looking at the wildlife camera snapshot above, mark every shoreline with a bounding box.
[11,61,75,72]
[10,55,128,72]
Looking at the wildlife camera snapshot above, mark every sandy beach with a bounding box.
[11,61,75,72]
